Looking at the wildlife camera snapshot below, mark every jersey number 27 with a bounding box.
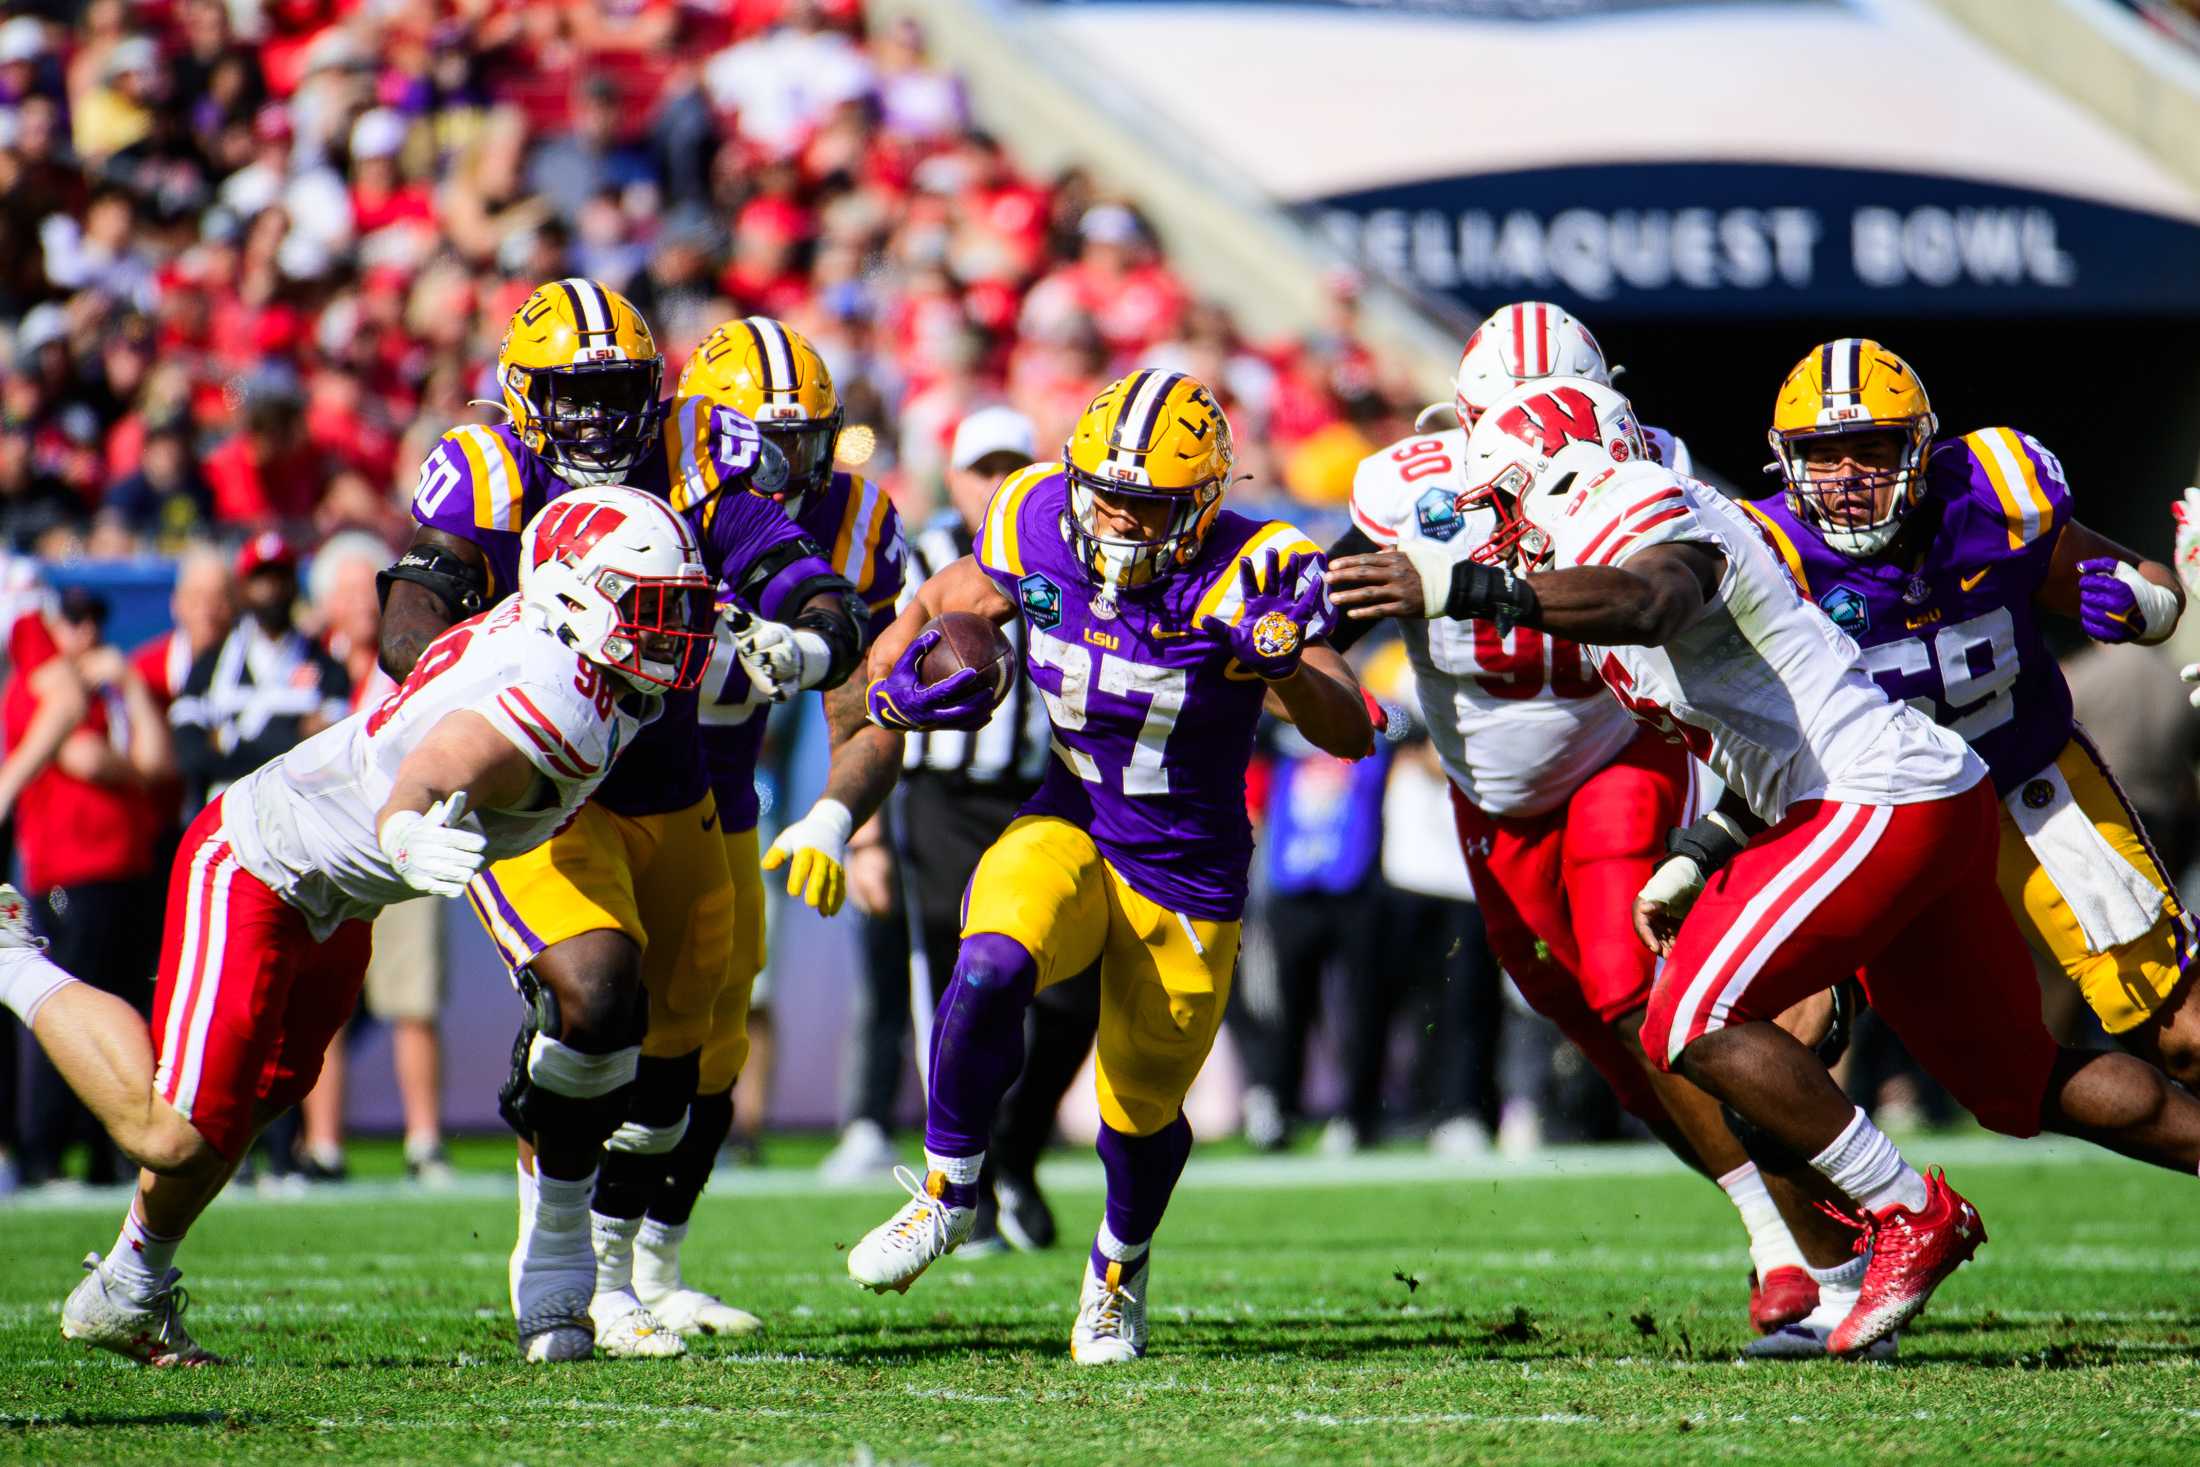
[1028,629,1184,796]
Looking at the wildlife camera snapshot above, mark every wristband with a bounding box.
[2113,562,2181,645]
[1666,809,1748,875]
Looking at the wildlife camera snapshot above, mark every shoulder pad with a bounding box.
[821,474,907,608]
[977,461,1059,578]
[416,426,527,534]
[1947,427,2069,552]
[662,396,770,513]
[1351,431,1464,543]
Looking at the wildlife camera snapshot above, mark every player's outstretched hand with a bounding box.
[379,793,487,899]
[763,797,855,917]
[1325,548,1430,620]
[2172,489,2200,599]
[866,630,996,732]
[1631,851,1704,958]
[1201,550,1322,680]
[726,608,821,703]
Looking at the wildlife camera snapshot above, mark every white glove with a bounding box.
[725,611,831,704]
[378,793,487,898]
[2174,487,2200,599]
[762,797,855,916]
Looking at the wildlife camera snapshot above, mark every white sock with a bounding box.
[925,1149,983,1186]
[1800,1254,1868,1330]
[635,1218,685,1294]
[105,1204,180,1297]
[1094,1221,1149,1270]
[1717,1162,1807,1278]
[534,1170,595,1230]
[591,1211,641,1298]
[0,950,76,1025]
[1811,1107,1928,1215]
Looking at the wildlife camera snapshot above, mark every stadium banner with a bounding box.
[1005,0,2200,322]
[1312,162,2200,319]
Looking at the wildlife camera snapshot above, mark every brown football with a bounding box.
[916,610,1016,711]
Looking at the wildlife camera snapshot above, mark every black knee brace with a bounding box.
[497,968,639,1147]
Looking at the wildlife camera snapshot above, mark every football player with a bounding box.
[0,488,705,1366]
[592,316,903,1337]
[844,369,1374,1362]
[1330,376,2200,1357]
[1331,301,1825,1335]
[376,280,865,1361]
[1743,341,2197,1082]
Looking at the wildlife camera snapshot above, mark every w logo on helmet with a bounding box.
[1496,386,1600,456]
[531,499,629,568]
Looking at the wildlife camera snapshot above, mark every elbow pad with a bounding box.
[736,539,856,623]
[792,597,865,690]
[378,547,488,621]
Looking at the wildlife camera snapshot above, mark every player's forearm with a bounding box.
[1270,647,1374,760]
[819,677,904,827]
[378,712,534,831]
[1522,563,1702,646]
[120,675,178,783]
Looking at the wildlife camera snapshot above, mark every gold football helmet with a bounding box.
[1061,369,1232,592]
[677,316,843,507]
[1769,339,1937,557]
[498,278,665,488]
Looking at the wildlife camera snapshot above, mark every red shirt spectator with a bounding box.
[2,609,153,893]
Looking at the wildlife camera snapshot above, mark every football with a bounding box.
[917,609,1017,710]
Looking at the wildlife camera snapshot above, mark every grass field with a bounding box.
[2,1136,2196,1465]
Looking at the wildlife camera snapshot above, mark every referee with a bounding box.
[830,407,1099,1252]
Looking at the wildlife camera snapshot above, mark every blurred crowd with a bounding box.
[0,0,1421,566]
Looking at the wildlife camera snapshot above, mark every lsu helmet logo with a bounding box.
[1818,585,1870,637]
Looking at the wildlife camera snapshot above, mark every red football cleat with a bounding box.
[1748,1266,1819,1334]
[1829,1168,1984,1357]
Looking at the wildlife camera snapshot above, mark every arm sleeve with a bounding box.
[1322,525,1385,654]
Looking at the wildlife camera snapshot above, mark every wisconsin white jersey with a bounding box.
[219,599,656,937]
[1538,462,1982,823]
[1353,428,1634,817]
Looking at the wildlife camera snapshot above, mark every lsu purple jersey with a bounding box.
[407,398,838,817]
[975,464,1334,921]
[697,470,907,830]
[1743,426,2073,797]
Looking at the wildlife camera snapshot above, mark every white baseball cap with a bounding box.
[949,405,1037,471]
[0,17,48,66]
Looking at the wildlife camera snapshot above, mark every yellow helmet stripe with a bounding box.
[1970,428,2054,548]
[1739,501,1812,598]
[744,316,798,397]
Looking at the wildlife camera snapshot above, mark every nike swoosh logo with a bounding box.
[702,811,719,831]
[1960,569,1989,592]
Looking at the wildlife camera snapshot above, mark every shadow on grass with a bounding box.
[4,1409,275,1429]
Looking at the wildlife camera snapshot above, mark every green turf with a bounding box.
[2,1143,2195,1465]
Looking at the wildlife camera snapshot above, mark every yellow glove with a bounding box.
[761,798,855,916]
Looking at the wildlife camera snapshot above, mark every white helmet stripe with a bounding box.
[1118,369,1181,463]
[559,277,612,335]
[745,316,798,396]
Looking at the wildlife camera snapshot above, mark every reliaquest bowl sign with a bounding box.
[1314,162,2200,318]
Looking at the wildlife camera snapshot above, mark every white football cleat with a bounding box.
[1070,1254,1147,1365]
[847,1165,973,1294]
[632,1220,762,1338]
[61,1253,221,1367]
[592,1291,686,1359]
[1742,1320,1897,1362]
[518,1292,596,1364]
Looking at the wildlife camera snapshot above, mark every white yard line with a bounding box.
[0,1133,2098,1214]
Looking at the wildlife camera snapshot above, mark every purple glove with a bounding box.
[1200,550,1326,680]
[2077,557,2146,644]
[866,629,997,731]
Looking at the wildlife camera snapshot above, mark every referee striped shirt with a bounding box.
[900,513,1049,788]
